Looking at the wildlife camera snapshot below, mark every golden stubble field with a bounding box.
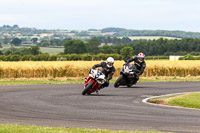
[0,60,199,79]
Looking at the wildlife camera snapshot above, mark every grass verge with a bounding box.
[0,76,200,85]
[0,124,169,133]
[149,92,200,109]
[0,79,83,85]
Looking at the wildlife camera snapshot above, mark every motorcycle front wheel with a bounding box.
[114,75,124,88]
[82,81,94,95]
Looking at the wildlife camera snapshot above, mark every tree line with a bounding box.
[0,54,168,61]
[102,27,200,38]
[4,36,200,57]
[63,38,200,56]
[2,37,200,61]
[1,37,72,46]
[3,36,132,46]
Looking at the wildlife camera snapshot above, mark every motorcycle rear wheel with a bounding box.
[82,81,94,95]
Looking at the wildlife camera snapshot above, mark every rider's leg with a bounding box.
[133,75,139,84]
[99,81,109,89]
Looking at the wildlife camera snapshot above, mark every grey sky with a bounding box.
[0,0,199,32]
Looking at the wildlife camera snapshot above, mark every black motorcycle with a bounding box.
[114,62,139,88]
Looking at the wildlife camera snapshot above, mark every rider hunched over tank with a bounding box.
[114,52,146,87]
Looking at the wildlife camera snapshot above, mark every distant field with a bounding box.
[0,44,64,55]
[128,36,181,40]
[40,47,64,54]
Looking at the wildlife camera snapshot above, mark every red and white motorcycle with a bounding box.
[82,69,106,95]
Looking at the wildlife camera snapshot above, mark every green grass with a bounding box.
[150,92,200,109]
[167,93,200,109]
[139,78,200,82]
[0,124,169,133]
[0,79,83,85]
[0,77,199,85]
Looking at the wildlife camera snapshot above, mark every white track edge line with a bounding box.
[142,91,200,111]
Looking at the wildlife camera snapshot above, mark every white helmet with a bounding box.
[106,57,114,68]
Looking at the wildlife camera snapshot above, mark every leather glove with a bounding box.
[124,59,128,64]
[89,69,93,74]
[135,73,140,78]
[123,61,128,66]
[105,79,109,83]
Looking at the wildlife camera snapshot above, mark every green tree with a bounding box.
[86,38,101,54]
[13,25,19,29]
[9,55,21,61]
[111,44,127,54]
[50,39,62,46]
[99,45,117,54]
[37,40,50,47]
[11,38,22,46]
[121,37,132,44]
[4,49,13,55]
[120,46,133,60]
[64,40,87,54]
[0,50,3,55]
[35,54,50,61]
[3,37,10,44]
[30,46,40,55]
[31,38,38,44]
[183,54,193,60]
[61,38,72,45]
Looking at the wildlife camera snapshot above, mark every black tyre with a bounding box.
[114,75,124,88]
[127,84,132,87]
[127,79,137,87]
[82,81,94,95]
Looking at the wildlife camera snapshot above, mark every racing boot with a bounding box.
[96,85,105,94]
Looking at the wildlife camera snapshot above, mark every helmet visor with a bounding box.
[138,57,144,62]
[107,62,113,66]
[107,62,113,68]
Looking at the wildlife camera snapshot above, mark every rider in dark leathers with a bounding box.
[125,52,146,84]
[90,57,115,91]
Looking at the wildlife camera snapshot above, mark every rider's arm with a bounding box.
[107,67,115,81]
[92,62,103,69]
[126,56,137,64]
[139,62,146,75]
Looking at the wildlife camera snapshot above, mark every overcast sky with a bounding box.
[0,0,200,32]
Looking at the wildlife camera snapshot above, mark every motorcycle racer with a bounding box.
[90,57,115,91]
[125,52,146,84]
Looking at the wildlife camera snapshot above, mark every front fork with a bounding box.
[85,77,98,89]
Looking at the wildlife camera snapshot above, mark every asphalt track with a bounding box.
[0,82,200,133]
